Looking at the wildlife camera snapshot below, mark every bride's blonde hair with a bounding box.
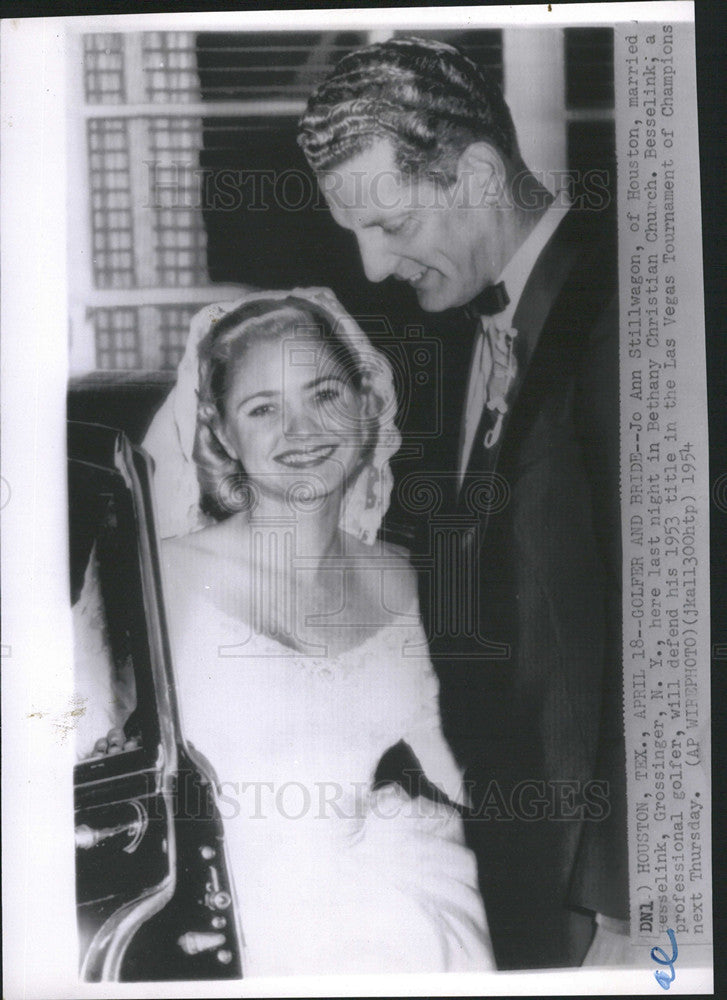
[194,296,368,519]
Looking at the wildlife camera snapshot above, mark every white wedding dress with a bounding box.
[74,549,495,977]
[165,588,495,977]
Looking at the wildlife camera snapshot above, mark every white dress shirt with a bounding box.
[458,195,571,484]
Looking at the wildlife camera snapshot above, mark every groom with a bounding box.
[298,36,627,969]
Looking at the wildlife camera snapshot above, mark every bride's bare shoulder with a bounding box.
[381,540,418,608]
[161,517,250,601]
[377,538,414,564]
[343,532,411,562]
[347,535,418,614]
[160,519,256,632]
[162,516,247,561]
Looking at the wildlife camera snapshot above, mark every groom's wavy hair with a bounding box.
[194,297,366,520]
[298,36,520,185]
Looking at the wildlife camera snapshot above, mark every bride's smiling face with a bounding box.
[216,328,369,504]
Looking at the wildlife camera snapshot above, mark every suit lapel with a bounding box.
[464,208,585,482]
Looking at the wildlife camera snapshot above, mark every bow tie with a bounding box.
[465,281,510,319]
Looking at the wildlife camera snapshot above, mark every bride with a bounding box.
[82,287,494,977]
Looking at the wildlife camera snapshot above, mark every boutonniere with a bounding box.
[483,325,518,450]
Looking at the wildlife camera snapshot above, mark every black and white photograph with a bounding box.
[1,3,715,996]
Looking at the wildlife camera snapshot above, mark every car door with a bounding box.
[70,421,243,981]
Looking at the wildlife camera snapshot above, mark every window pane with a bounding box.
[564,27,614,109]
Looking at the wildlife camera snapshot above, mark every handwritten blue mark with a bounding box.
[651,928,678,990]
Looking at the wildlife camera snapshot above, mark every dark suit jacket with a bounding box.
[420,206,628,970]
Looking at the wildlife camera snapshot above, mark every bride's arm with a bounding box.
[402,663,472,809]
[378,547,471,808]
[73,546,136,758]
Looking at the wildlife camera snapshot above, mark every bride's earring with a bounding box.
[363,462,379,511]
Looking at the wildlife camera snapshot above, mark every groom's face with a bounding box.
[320,138,496,312]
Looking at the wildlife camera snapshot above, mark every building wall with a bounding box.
[67,27,614,374]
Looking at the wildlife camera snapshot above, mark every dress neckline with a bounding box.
[206,594,422,663]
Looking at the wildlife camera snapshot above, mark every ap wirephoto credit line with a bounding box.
[616,17,711,962]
